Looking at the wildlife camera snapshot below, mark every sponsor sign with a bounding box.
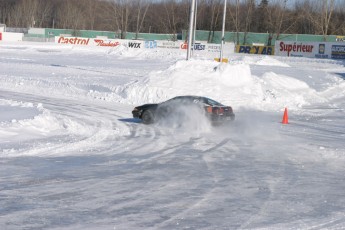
[55,36,235,58]
[315,44,329,59]
[331,45,345,59]
[278,41,314,57]
[145,41,157,49]
[57,36,90,45]
[179,42,207,51]
[236,45,274,55]
[0,32,23,42]
[56,36,122,47]
[275,41,325,58]
[207,44,221,52]
[94,39,120,47]
[274,41,345,59]
[336,36,344,42]
[127,41,143,48]
[193,43,206,51]
[156,41,179,49]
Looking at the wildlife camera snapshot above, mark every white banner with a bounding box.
[56,36,121,47]
[275,41,345,59]
[55,36,235,58]
[0,32,23,42]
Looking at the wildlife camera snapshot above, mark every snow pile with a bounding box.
[114,59,260,107]
[0,100,63,140]
[260,72,326,109]
[0,99,40,123]
[113,58,329,111]
[255,56,291,67]
[319,77,345,101]
[230,55,291,67]
[0,99,101,142]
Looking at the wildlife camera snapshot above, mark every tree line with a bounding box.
[0,0,344,42]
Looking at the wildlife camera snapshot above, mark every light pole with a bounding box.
[220,0,227,62]
[187,0,196,60]
[192,0,198,56]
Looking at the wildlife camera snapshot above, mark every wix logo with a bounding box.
[128,42,141,48]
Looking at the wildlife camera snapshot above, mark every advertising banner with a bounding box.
[0,32,23,42]
[56,36,122,47]
[275,41,345,59]
[55,36,235,58]
[236,45,274,55]
[144,40,157,49]
[156,41,180,49]
[331,45,345,59]
[275,41,317,58]
[179,42,235,57]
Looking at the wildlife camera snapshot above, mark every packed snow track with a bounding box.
[0,42,344,229]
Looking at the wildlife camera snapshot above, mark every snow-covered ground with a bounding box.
[0,41,344,229]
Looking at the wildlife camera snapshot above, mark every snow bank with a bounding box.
[0,100,63,141]
[1,42,344,114]
[0,99,98,142]
[114,59,261,107]
[113,58,332,111]
[230,55,291,67]
[0,99,40,123]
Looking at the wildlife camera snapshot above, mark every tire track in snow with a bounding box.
[153,137,239,228]
[0,90,133,157]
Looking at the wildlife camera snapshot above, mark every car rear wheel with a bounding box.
[141,110,155,124]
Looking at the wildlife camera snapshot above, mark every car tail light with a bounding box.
[206,106,213,113]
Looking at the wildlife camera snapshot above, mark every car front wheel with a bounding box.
[141,110,155,124]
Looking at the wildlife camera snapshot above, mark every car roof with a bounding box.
[172,95,203,100]
[168,96,224,106]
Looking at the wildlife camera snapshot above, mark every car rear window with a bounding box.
[205,98,223,106]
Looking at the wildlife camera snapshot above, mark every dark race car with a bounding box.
[132,96,235,125]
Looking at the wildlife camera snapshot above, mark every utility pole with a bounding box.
[187,0,196,60]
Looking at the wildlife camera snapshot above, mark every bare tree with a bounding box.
[56,0,85,31]
[270,0,288,40]
[301,0,335,40]
[206,0,222,43]
[84,0,98,30]
[133,0,150,39]
[147,0,188,40]
[242,0,255,44]
[9,0,40,27]
[1,0,345,38]
[0,0,16,25]
[256,0,269,33]
[329,1,345,35]
[228,0,241,44]
[319,0,335,40]
[293,0,314,34]
[161,0,181,37]
[110,0,130,39]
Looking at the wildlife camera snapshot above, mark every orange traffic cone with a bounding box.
[282,108,288,124]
